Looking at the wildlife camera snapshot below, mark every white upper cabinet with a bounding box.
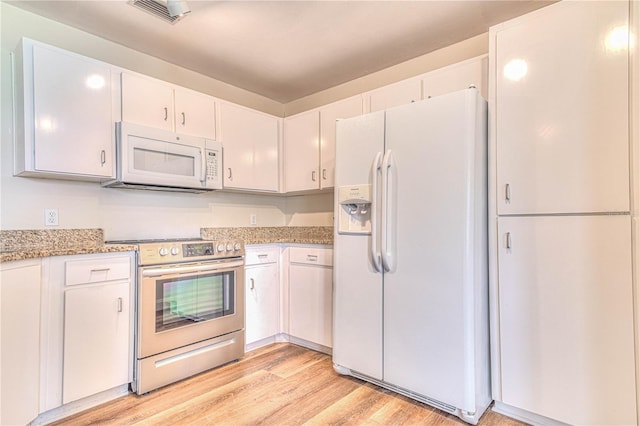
[285,96,362,193]
[121,72,215,139]
[284,110,320,192]
[173,87,216,139]
[319,96,363,189]
[422,56,488,100]
[14,39,114,180]
[367,78,422,113]
[218,102,279,192]
[493,1,629,215]
[367,77,422,112]
[121,72,174,132]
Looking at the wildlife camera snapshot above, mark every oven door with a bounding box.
[138,258,244,359]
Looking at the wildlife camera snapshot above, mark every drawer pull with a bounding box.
[117,297,123,313]
[250,278,255,290]
[307,255,318,261]
[90,268,111,273]
[257,254,269,258]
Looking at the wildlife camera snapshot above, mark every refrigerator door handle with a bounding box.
[381,149,397,273]
[371,152,383,273]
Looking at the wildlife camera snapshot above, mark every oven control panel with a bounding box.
[137,239,244,265]
[183,242,214,257]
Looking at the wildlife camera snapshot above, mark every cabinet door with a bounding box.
[219,102,279,191]
[121,72,174,131]
[289,264,333,347]
[245,264,279,345]
[33,45,113,177]
[0,260,41,426]
[174,88,215,139]
[497,215,636,425]
[63,281,130,404]
[284,110,320,192]
[368,78,421,113]
[319,96,362,189]
[422,56,487,100]
[495,1,629,214]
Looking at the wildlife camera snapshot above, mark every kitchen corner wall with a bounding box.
[0,2,483,239]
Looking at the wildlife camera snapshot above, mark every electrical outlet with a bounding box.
[45,208,59,226]
[250,213,257,226]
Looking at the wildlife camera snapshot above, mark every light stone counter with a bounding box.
[200,226,333,245]
[0,229,135,262]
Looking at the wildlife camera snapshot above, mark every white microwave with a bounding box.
[103,122,222,193]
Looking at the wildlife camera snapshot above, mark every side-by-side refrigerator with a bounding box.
[332,88,491,425]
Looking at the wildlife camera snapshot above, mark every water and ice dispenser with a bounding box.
[337,185,372,234]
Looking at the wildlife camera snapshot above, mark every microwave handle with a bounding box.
[200,148,207,184]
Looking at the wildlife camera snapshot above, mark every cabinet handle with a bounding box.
[181,112,186,126]
[505,183,511,202]
[228,168,233,181]
[258,254,269,258]
[505,232,512,250]
[307,254,318,261]
[312,171,317,182]
[322,169,327,180]
[117,297,123,313]
[90,268,110,273]
[164,107,168,121]
[250,278,255,290]
[100,150,106,166]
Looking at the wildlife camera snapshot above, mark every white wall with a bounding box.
[0,2,487,237]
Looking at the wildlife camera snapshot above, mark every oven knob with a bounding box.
[234,243,241,251]
[217,243,225,252]
[158,247,168,256]
[170,247,179,256]
[226,243,233,251]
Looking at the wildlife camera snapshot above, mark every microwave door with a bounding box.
[123,135,205,188]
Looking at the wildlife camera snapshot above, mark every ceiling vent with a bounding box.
[129,0,190,24]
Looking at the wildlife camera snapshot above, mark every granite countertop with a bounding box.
[0,229,136,263]
[200,226,333,245]
[1,226,333,263]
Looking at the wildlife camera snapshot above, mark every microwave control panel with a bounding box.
[206,151,219,181]
[204,147,222,189]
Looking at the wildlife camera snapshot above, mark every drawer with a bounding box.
[289,247,333,267]
[65,255,131,286]
[245,247,279,266]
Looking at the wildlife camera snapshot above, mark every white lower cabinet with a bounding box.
[288,247,333,348]
[244,246,280,346]
[63,281,131,404]
[61,254,133,404]
[496,215,637,425]
[38,252,134,418]
[0,259,42,426]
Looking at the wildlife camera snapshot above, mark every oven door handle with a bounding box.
[142,260,244,277]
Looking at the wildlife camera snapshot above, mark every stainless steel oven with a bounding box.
[122,239,245,394]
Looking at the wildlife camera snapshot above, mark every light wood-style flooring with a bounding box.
[54,343,525,425]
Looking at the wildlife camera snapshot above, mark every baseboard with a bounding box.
[32,384,129,425]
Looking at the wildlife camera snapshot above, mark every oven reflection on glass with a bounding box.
[155,271,235,332]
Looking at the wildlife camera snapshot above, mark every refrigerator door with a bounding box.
[333,112,385,380]
[383,89,487,412]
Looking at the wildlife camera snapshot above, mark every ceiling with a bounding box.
[8,0,553,103]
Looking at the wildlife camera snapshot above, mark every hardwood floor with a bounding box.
[53,343,525,425]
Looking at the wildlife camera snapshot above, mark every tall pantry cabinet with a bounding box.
[488,1,638,425]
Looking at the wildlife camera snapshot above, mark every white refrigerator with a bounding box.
[332,88,491,424]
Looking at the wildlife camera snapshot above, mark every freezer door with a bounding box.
[382,89,488,412]
[332,112,385,380]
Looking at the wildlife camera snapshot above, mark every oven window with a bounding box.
[155,271,235,332]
